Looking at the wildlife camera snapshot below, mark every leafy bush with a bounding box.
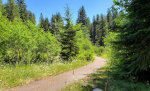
[93,46,105,56]
[0,14,61,64]
[76,29,94,61]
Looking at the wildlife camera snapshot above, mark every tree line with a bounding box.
[39,5,117,47]
[0,0,95,64]
[0,0,118,48]
[0,0,35,23]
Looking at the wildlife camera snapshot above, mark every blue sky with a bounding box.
[3,0,114,24]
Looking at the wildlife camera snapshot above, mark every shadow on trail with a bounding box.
[80,68,107,91]
[79,68,150,91]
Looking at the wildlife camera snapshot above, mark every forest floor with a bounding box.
[8,56,106,91]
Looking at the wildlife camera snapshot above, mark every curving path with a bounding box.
[9,56,106,91]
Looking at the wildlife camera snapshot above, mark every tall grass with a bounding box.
[0,60,91,90]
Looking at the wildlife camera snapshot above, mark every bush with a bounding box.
[76,29,94,61]
[0,15,61,64]
[93,46,105,56]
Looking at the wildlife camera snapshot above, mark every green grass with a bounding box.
[62,67,150,91]
[0,60,91,90]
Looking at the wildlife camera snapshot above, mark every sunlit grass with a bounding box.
[0,60,91,90]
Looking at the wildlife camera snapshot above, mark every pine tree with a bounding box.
[107,8,112,28]
[6,0,20,21]
[95,14,101,46]
[17,0,28,22]
[50,13,63,34]
[90,24,93,41]
[76,6,88,26]
[39,13,44,29]
[0,0,2,13]
[55,12,63,23]
[44,17,50,32]
[112,0,150,80]
[39,14,50,32]
[90,14,106,46]
[99,14,106,46]
[111,6,118,30]
[60,6,79,61]
[92,16,97,44]
[28,11,36,24]
[50,14,57,34]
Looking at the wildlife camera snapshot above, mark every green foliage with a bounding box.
[44,17,50,32]
[90,14,106,46]
[76,27,94,61]
[50,13,64,34]
[76,6,89,26]
[1,0,35,23]
[28,11,36,24]
[0,0,2,12]
[60,6,79,61]
[93,46,105,56]
[0,16,61,64]
[17,0,28,22]
[5,0,20,21]
[105,0,150,80]
[39,13,51,32]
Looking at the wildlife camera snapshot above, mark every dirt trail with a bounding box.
[9,56,106,91]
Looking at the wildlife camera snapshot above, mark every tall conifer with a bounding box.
[61,6,79,61]
[76,6,87,26]
[6,0,20,21]
[17,0,28,22]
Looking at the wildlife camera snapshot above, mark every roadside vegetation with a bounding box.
[1,0,150,90]
[62,67,150,91]
[0,59,91,90]
[63,0,150,90]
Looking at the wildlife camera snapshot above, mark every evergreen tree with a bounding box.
[50,13,63,34]
[86,17,91,27]
[0,0,2,13]
[77,6,91,43]
[44,17,50,32]
[50,14,57,34]
[90,24,93,41]
[99,14,106,46]
[92,16,97,44]
[76,6,88,26]
[17,0,28,22]
[111,6,118,30]
[90,14,106,46]
[6,0,20,21]
[55,12,63,23]
[39,13,44,29]
[95,14,101,46]
[39,14,50,32]
[61,6,79,61]
[111,0,150,80]
[107,8,112,28]
[28,11,36,24]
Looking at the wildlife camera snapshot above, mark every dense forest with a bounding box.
[0,0,150,90]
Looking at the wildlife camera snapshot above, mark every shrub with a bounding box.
[93,46,105,56]
[0,15,61,64]
[76,29,94,61]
